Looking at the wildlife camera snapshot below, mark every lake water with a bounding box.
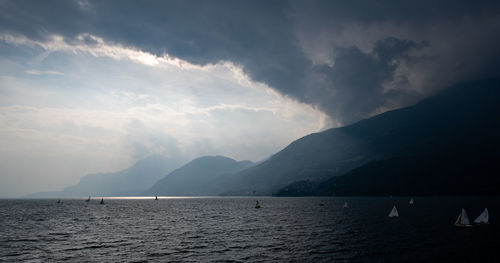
[1,197,499,262]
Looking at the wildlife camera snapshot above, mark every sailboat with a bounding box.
[343,202,349,209]
[255,200,261,209]
[155,196,158,201]
[388,205,399,218]
[86,196,91,202]
[454,208,472,227]
[409,198,414,205]
[473,208,489,224]
[100,198,104,205]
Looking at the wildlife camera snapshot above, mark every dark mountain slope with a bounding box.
[236,79,500,195]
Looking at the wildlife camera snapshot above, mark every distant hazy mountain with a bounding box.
[233,79,500,195]
[145,156,254,196]
[28,79,500,197]
[28,155,180,197]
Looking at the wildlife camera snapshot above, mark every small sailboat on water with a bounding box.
[473,208,489,224]
[343,202,349,209]
[100,198,104,205]
[86,196,91,202]
[454,208,472,227]
[388,205,399,218]
[155,196,158,201]
[409,198,414,205]
[255,200,261,209]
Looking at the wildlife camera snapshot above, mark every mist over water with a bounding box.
[1,197,499,262]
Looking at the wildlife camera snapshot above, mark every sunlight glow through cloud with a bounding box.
[1,33,215,69]
[0,33,330,197]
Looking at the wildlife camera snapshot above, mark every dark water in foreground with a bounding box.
[1,197,499,262]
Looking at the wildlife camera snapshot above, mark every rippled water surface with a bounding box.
[1,197,499,262]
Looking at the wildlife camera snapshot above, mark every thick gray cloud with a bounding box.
[308,38,428,121]
[1,0,499,124]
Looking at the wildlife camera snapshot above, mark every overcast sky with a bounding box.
[1,0,499,197]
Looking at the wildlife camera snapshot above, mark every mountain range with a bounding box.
[28,79,500,197]
[27,155,180,197]
[275,79,500,196]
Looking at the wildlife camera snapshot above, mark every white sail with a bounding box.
[343,202,348,208]
[409,198,414,205]
[454,208,471,227]
[388,205,399,218]
[473,208,489,224]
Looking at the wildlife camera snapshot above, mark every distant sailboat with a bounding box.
[454,208,472,227]
[255,200,261,209]
[100,198,104,205]
[57,199,61,204]
[409,198,414,205]
[343,202,349,209]
[388,205,399,218]
[473,208,489,224]
[155,196,158,201]
[86,196,91,202]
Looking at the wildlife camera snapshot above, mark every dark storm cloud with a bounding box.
[0,0,86,41]
[310,38,427,122]
[1,0,499,124]
[293,0,500,24]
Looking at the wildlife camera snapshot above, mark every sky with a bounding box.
[1,0,499,197]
